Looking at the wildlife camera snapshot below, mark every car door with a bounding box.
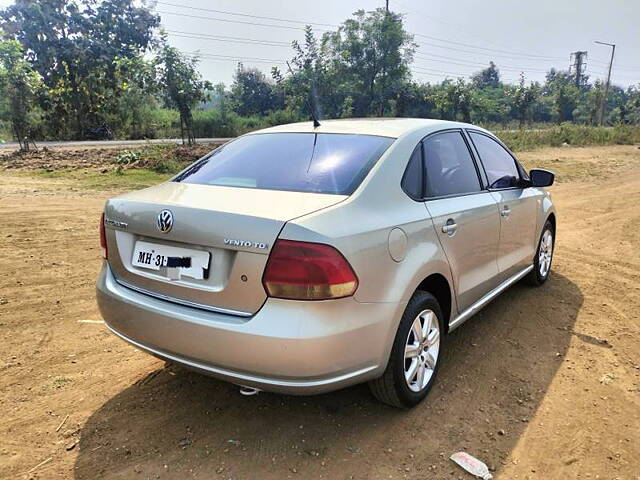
[468,131,538,281]
[420,130,502,312]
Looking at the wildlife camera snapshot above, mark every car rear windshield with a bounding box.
[173,133,394,195]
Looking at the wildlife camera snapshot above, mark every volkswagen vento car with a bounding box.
[97,118,555,408]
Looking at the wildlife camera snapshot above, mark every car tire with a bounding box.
[526,220,555,286]
[369,291,444,408]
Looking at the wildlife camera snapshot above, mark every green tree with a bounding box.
[230,63,282,116]
[109,55,159,139]
[508,74,540,127]
[395,81,436,118]
[602,85,627,124]
[321,8,415,116]
[156,39,211,145]
[573,80,603,125]
[471,61,501,89]
[0,39,42,149]
[431,78,476,122]
[471,87,511,124]
[543,69,581,122]
[624,84,640,124]
[287,26,334,120]
[0,0,159,138]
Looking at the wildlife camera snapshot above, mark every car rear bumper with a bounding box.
[96,264,400,395]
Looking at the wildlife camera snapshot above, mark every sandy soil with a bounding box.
[1,145,639,479]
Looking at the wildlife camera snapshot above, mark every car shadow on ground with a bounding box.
[75,272,584,479]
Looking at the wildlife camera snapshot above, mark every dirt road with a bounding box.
[1,145,639,479]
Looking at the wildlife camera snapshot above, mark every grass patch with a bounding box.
[53,376,72,388]
[496,124,640,152]
[33,167,172,190]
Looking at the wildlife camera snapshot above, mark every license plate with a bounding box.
[132,240,210,280]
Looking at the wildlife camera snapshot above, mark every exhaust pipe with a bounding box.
[238,385,261,396]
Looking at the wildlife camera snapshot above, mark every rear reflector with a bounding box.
[262,239,358,300]
[100,213,107,259]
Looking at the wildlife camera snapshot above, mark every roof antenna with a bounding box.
[286,61,321,128]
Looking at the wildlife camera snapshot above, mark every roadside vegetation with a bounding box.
[497,123,640,151]
[2,129,638,192]
[0,1,639,148]
[32,167,173,191]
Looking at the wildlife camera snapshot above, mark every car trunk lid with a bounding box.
[104,182,346,315]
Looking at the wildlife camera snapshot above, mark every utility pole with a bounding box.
[570,51,588,87]
[385,0,389,12]
[594,41,615,125]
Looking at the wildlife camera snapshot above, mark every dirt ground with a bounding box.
[0,143,219,171]
[1,145,639,479]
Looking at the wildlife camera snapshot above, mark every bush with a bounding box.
[126,143,215,175]
[192,109,243,138]
[133,108,180,140]
[111,149,141,166]
[150,158,182,174]
[107,107,180,140]
[190,108,304,139]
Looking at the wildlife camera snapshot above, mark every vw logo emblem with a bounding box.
[157,209,174,233]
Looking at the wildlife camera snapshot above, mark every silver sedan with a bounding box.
[97,118,555,408]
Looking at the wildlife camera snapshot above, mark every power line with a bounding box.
[171,31,556,79]
[164,23,567,72]
[157,10,327,32]
[170,30,556,77]
[164,26,557,77]
[157,4,637,85]
[413,32,565,61]
[396,0,640,74]
[413,66,474,77]
[185,51,285,65]
[157,3,571,63]
[156,1,338,28]
[414,52,552,73]
[166,31,291,47]
[590,58,639,71]
[167,28,577,78]
[412,38,566,65]
[164,20,574,75]
[156,3,640,82]
[394,0,528,52]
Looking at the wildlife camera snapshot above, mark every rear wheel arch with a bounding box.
[547,212,556,233]
[415,273,452,331]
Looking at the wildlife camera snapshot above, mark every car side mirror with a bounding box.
[529,169,555,187]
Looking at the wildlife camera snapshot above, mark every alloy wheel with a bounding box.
[404,309,440,392]
[538,229,554,277]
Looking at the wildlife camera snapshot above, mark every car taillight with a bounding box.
[262,239,358,300]
[100,213,108,259]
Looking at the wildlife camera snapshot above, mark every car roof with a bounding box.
[246,118,483,139]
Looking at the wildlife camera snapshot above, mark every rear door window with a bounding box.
[423,131,481,197]
[173,133,394,195]
[468,132,521,189]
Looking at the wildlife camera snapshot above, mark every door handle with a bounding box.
[500,206,511,217]
[442,219,458,235]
